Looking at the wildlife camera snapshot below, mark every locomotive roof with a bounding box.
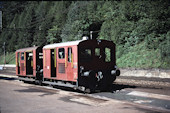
[16,46,39,52]
[43,40,83,49]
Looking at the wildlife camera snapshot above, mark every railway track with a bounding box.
[0,67,16,75]
[1,67,170,90]
[115,76,170,89]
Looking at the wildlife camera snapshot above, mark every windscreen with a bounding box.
[80,48,92,62]
[80,47,113,63]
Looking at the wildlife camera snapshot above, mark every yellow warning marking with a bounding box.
[71,53,73,68]
[43,51,46,67]
[54,49,56,68]
[24,52,26,67]
[65,53,67,68]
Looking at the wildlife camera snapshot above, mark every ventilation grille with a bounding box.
[58,63,65,73]
[21,63,24,71]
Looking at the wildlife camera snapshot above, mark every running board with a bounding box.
[43,81,76,88]
[43,81,85,92]
[18,77,86,92]
[18,77,35,82]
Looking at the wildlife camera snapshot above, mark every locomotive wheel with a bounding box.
[88,71,97,93]
[84,88,91,94]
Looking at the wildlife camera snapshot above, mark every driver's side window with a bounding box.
[58,48,65,59]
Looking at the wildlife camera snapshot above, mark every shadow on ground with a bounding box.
[110,83,136,92]
[4,77,136,94]
[0,76,17,80]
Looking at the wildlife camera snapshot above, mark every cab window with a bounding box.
[68,48,72,62]
[58,48,65,59]
[105,47,111,62]
[80,48,92,62]
[95,48,100,56]
[17,52,20,66]
[21,52,24,60]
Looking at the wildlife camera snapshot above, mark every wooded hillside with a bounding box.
[0,1,169,68]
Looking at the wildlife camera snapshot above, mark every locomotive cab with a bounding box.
[78,39,120,91]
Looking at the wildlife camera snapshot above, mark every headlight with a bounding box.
[80,66,84,73]
[80,66,84,70]
[111,70,116,75]
[40,69,43,73]
[83,71,90,76]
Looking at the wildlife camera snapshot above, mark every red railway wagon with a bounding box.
[16,46,43,80]
[16,38,120,92]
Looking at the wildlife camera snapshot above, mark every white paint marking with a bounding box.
[134,100,152,104]
[70,98,98,106]
[127,91,170,101]
[0,74,18,78]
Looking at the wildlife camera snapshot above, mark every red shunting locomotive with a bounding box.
[16,37,120,92]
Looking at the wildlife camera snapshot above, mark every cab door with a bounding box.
[16,52,20,75]
[43,49,51,78]
[20,52,26,76]
[51,49,56,77]
[57,47,67,80]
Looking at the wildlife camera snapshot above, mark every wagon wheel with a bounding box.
[38,79,43,86]
[35,72,43,86]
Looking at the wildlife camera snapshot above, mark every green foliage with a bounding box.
[116,42,165,68]
[46,1,71,43]
[0,1,169,68]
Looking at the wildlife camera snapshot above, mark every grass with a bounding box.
[116,42,170,69]
[0,52,15,64]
